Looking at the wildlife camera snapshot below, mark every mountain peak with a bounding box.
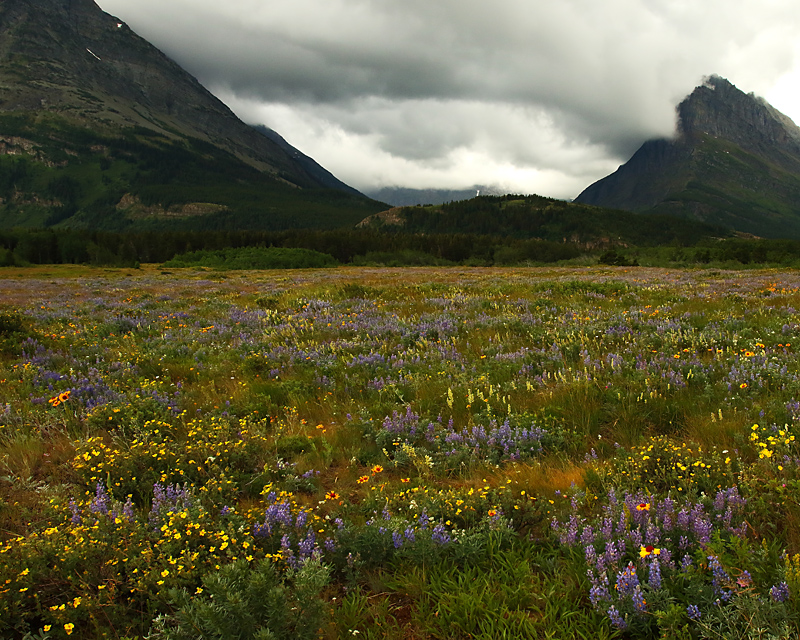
[0,0,381,230]
[575,76,800,238]
[0,0,351,187]
[676,75,800,163]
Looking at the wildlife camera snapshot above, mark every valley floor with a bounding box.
[1,265,800,639]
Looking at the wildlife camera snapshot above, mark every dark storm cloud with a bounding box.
[97,0,800,195]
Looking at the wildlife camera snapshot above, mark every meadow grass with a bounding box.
[2,265,800,638]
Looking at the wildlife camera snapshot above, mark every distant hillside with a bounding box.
[0,0,384,230]
[358,194,727,246]
[576,76,800,239]
[364,185,503,207]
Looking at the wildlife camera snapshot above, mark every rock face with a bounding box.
[575,76,800,238]
[0,0,351,190]
[676,77,800,170]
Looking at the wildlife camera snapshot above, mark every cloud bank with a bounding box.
[97,0,800,197]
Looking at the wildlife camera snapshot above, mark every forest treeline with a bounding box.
[0,227,577,267]
[3,227,800,268]
[389,195,724,246]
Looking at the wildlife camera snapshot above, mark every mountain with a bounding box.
[575,75,800,238]
[251,125,362,196]
[364,185,503,207]
[0,0,383,230]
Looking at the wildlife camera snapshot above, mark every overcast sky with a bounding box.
[97,0,800,199]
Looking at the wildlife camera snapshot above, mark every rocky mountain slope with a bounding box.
[575,76,800,238]
[0,0,381,230]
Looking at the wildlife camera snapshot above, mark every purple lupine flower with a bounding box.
[708,555,730,597]
[681,554,693,572]
[392,531,404,549]
[770,582,790,603]
[560,514,580,545]
[687,604,701,620]
[404,527,415,543]
[648,557,662,590]
[600,517,613,540]
[253,500,295,537]
[298,530,316,559]
[431,524,451,545]
[690,504,712,543]
[632,585,647,613]
[89,482,111,515]
[693,516,713,543]
[283,550,298,569]
[657,496,675,526]
[150,483,192,528]
[605,540,622,565]
[588,581,611,605]
[69,498,81,524]
[615,562,639,595]
[616,539,627,560]
[607,605,627,630]
[616,505,627,536]
[644,520,660,546]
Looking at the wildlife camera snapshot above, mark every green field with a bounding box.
[2,265,800,639]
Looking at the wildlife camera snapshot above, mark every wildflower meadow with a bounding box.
[2,264,800,638]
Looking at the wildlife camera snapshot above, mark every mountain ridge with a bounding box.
[0,0,321,184]
[0,0,384,231]
[575,75,800,238]
[251,125,363,196]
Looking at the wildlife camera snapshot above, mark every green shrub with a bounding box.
[162,247,338,270]
[148,557,330,640]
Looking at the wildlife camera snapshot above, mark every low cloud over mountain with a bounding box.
[97,0,800,197]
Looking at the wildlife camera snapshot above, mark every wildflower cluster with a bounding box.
[553,487,774,632]
[252,489,325,568]
[73,414,271,502]
[375,406,547,470]
[609,435,740,495]
[379,478,529,530]
[749,422,797,462]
